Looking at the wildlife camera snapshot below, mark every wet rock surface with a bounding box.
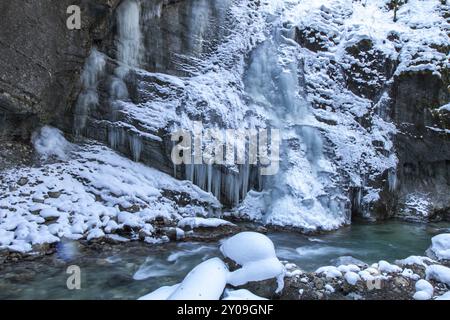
[0,0,122,140]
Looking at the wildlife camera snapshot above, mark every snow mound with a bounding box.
[32,126,72,160]
[426,265,450,287]
[222,289,267,300]
[168,258,229,300]
[401,269,420,280]
[140,258,230,300]
[221,232,285,293]
[325,284,335,293]
[337,264,360,273]
[396,255,435,267]
[138,284,180,300]
[344,271,361,285]
[315,266,342,279]
[178,217,235,229]
[378,260,402,274]
[413,279,433,300]
[220,232,277,265]
[435,291,450,300]
[429,234,450,261]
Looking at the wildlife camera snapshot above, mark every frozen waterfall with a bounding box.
[75,0,351,231]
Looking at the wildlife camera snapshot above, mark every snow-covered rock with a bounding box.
[413,279,434,300]
[222,289,267,300]
[396,255,435,267]
[138,284,180,300]
[324,284,335,293]
[337,264,361,273]
[140,232,286,300]
[426,265,450,287]
[401,269,420,281]
[344,271,361,286]
[315,266,343,279]
[221,232,285,293]
[378,260,402,274]
[435,291,450,300]
[178,217,235,229]
[220,232,277,266]
[428,234,450,261]
[169,258,229,300]
[0,142,220,253]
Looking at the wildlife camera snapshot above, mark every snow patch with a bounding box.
[178,217,235,229]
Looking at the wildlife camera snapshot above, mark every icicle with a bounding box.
[212,167,221,200]
[116,0,143,69]
[207,164,212,193]
[74,49,106,136]
[388,169,398,192]
[301,126,323,165]
[194,164,208,191]
[129,134,143,162]
[108,126,119,149]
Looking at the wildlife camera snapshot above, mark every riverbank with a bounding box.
[1,220,449,300]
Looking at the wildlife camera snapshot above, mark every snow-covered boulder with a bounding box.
[139,258,229,300]
[220,232,285,293]
[315,266,343,279]
[344,271,361,286]
[396,255,435,267]
[168,258,229,300]
[220,232,276,265]
[337,264,361,273]
[413,279,434,300]
[428,234,450,261]
[378,260,402,274]
[426,265,450,287]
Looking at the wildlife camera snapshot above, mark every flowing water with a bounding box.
[0,220,448,300]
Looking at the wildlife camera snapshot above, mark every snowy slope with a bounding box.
[0,132,220,253]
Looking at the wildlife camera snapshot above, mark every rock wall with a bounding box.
[391,70,450,221]
[0,0,449,224]
[0,0,121,140]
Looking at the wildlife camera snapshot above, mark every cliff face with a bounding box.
[0,0,449,227]
[391,70,450,220]
[0,0,121,140]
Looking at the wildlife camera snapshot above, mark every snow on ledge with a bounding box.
[178,217,235,230]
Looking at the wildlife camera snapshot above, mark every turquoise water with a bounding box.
[0,220,448,300]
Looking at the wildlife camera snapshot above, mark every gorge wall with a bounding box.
[0,0,449,229]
